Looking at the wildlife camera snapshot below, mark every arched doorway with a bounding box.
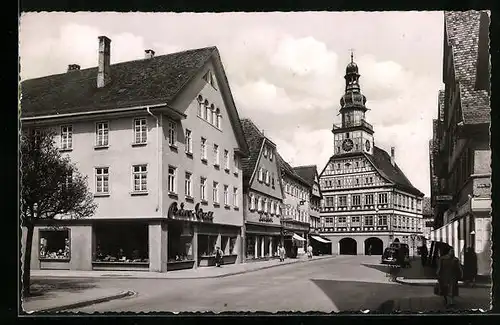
[394,238,400,243]
[364,237,384,255]
[339,237,357,255]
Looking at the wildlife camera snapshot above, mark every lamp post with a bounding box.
[410,234,417,258]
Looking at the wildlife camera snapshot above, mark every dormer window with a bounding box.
[204,70,218,90]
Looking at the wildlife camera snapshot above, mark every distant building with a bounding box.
[429,11,491,276]
[277,155,311,257]
[318,54,425,256]
[21,36,250,272]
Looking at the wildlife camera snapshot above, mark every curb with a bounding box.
[31,290,136,313]
[32,256,336,280]
[394,277,492,288]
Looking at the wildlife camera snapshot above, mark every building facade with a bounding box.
[277,155,311,257]
[21,36,250,272]
[293,166,329,254]
[240,119,284,261]
[429,11,491,276]
[318,55,425,256]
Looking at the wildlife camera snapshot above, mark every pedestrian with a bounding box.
[307,245,313,259]
[421,245,428,267]
[463,247,478,287]
[215,246,223,267]
[279,245,285,262]
[368,244,372,256]
[436,247,463,307]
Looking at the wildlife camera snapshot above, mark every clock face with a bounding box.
[342,139,354,152]
[365,140,371,151]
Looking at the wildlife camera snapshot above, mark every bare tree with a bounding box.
[20,128,96,296]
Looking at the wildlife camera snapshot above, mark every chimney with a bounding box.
[67,64,81,72]
[97,36,111,88]
[145,49,155,59]
[390,147,396,166]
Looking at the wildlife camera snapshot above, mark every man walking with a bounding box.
[421,245,428,267]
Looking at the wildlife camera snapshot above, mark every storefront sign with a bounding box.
[436,195,453,202]
[168,202,214,222]
[259,215,274,222]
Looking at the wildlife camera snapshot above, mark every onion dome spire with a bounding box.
[340,51,367,110]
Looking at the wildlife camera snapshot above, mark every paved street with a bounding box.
[51,255,489,313]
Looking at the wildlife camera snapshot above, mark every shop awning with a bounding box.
[292,233,306,241]
[311,235,330,244]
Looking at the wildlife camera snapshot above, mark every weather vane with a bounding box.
[348,48,355,62]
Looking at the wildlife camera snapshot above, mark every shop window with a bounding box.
[168,221,194,262]
[229,237,237,255]
[246,235,256,258]
[198,234,217,257]
[93,222,149,263]
[39,229,70,260]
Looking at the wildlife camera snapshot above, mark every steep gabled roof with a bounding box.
[21,47,217,117]
[292,165,318,187]
[276,154,310,187]
[365,146,424,197]
[444,11,490,125]
[240,118,266,187]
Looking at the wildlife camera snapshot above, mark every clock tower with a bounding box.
[332,53,374,155]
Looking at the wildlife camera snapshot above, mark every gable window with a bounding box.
[257,197,263,211]
[338,195,347,207]
[213,144,220,166]
[201,100,208,120]
[204,70,217,90]
[264,198,268,213]
[265,170,270,185]
[233,187,238,208]
[224,150,230,170]
[216,109,222,129]
[134,118,147,144]
[250,194,256,210]
[213,181,219,204]
[132,164,147,192]
[96,122,109,147]
[233,153,239,174]
[168,120,177,147]
[201,137,207,160]
[365,194,374,205]
[352,195,361,206]
[207,104,214,124]
[95,167,109,194]
[212,105,217,126]
[185,129,193,154]
[200,177,207,201]
[258,168,264,182]
[378,193,388,204]
[197,95,203,117]
[60,125,73,150]
[168,166,177,194]
[276,203,280,216]
[269,149,274,161]
[264,146,268,157]
[224,185,229,206]
[185,172,192,198]
[364,215,374,226]
[271,173,275,188]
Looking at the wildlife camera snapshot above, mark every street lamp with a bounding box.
[410,234,417,258]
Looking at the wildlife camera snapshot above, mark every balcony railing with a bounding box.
[332,119,373,131]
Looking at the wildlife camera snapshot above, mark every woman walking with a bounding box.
[436,247,463,307]
[279,245,285,262]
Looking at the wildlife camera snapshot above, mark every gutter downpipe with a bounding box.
[146,107,162,215]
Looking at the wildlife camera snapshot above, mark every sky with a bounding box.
[19,11,445,197]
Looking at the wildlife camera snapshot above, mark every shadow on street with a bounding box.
[25,278,100,300]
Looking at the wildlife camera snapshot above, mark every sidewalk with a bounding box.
[395,258,491,288]
[22,288,135,313]
[379,294,491,313]
[31,254,335,280]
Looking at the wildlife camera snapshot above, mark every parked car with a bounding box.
[381,242,410,267]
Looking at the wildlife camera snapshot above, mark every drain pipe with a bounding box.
[146,107,161,213]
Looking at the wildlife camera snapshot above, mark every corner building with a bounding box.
[429,11,491,277]
[319,56,425,255]
[21,36,249,272]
